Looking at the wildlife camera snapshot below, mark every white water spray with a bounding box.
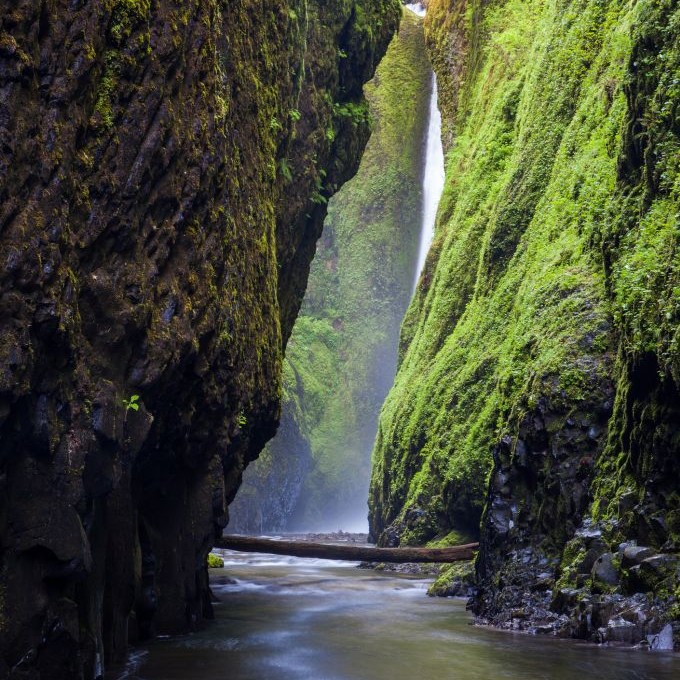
[404,3,426,17]
[413,74,445,291]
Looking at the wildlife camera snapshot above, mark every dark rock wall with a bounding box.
[370,0,680,647]
[229,8,431,534]
[0,0,399,677]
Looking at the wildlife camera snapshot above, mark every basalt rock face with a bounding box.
[230,9,430,533]
[370,0,680,648]
[0,0,399,677]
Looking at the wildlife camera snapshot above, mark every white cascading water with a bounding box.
[404,3,426,17]
[405,3,445,291]
[413,74,445,291]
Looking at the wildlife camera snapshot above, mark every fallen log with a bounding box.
[215,535,479,563]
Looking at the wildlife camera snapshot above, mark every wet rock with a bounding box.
[575,519,602,542]
[592,553,619,587]
[648,623,674,651]
[578,541,608,573]
[622,545,656,567]
[123,405,154,456]
[617,491,638,513]
[488,496,516,535]
[92,390,122,444]
[629,554,679,591]
[551,588,579,611]
[604,616,637,644]
[428,561,475,597]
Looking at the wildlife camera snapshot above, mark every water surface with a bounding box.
[115,551,678,680]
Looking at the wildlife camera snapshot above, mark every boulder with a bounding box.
[647,623,674,651]
[605,616,638,644]
[622,545,656,567]
[592,553,619,587]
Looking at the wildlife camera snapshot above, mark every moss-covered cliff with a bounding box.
[229,8,431,533]
[0,0,399,677]
[370,0,680,646]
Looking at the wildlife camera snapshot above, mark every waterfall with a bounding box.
[413,74,445,291]
[404,3,426,17]
[406,0,445,291]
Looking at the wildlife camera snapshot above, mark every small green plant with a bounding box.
[289,108,301,122]
[122,394,140,412]
[207,552,224,568]
[332,101,370,126]
[237,411,247,427]
[278,157,293,182]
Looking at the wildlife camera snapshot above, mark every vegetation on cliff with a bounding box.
[229,8,431,533]
[369,0,680,646]
[0,0,399,676]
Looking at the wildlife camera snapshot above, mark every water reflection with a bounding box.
[113,552,678,680]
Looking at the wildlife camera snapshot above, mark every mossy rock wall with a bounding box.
[369,0,680,643]
[0,0,399,676]
[229,8,431,533]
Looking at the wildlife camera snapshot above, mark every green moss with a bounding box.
[427,560,475,597]
[555,537,588,591]
[207,553,224,569]
[93,51,120,129]
[108,0,150,45]
[370,0,680,554]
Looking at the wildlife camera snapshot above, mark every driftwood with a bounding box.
[215,535,479,563]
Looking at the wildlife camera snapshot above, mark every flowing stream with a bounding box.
[113,550,678,680]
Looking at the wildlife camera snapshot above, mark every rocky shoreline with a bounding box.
[275,532,678,651]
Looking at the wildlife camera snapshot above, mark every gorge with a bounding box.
[228,4,434,534]
[1,0,680,678]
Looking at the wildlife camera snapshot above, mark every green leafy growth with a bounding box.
[122,394,140,412]
[278,157,293,182]
[207,553,224,568]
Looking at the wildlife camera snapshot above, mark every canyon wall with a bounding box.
[370,0,680,646]
[0,0,399,677]
[229,9,430,533]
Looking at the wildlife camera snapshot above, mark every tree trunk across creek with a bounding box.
[216,535,479,563]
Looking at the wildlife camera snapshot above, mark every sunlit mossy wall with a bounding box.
[369,0,680,563]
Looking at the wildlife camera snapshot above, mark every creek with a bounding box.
[112,549,678,680]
